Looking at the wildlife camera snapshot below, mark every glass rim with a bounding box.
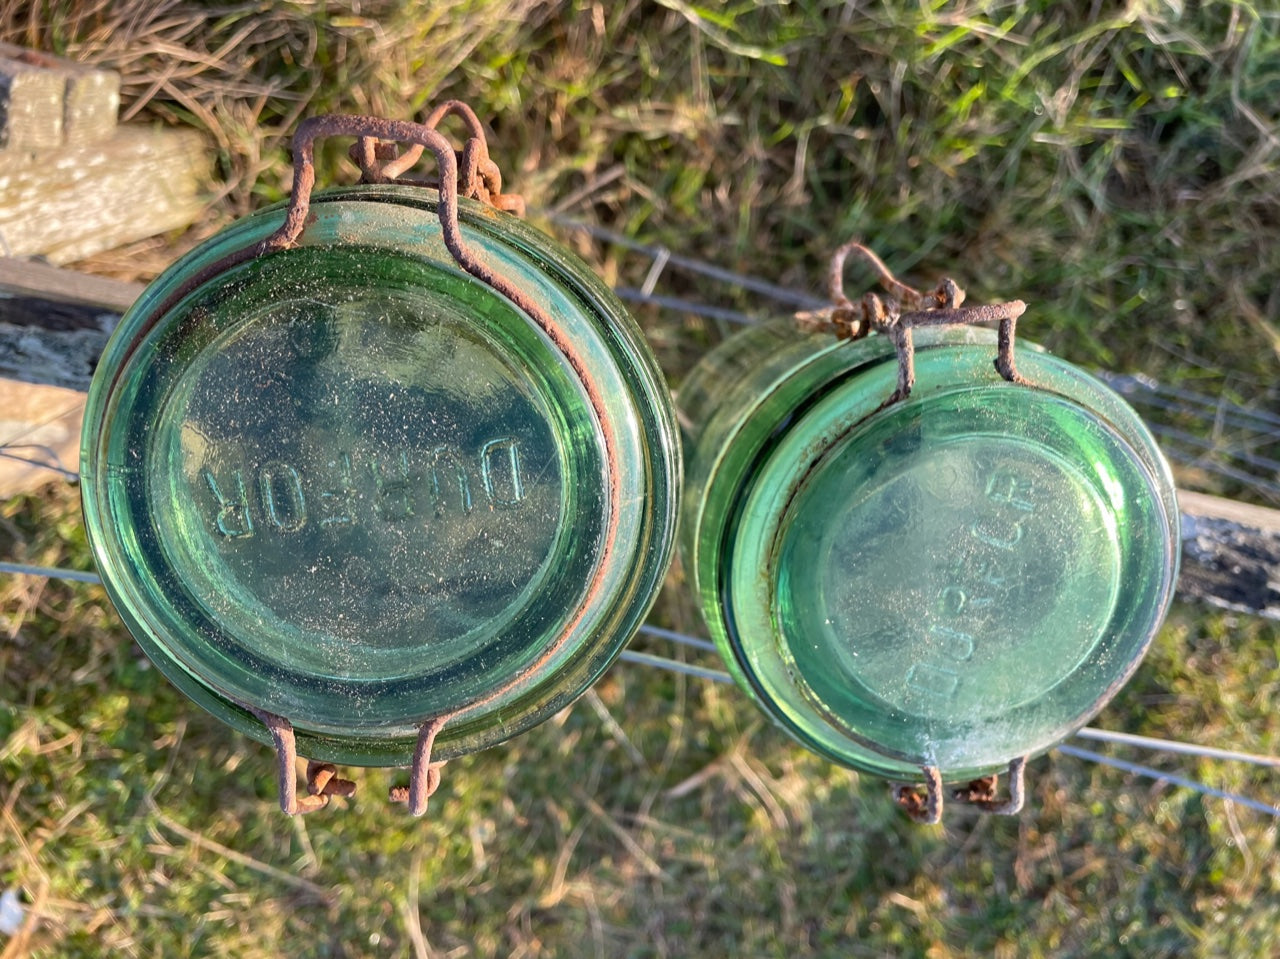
[712,333,1180,780]
[81,184,681,765]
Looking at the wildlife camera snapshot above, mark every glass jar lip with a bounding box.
[81,185,681,766]
[716,333,1179,780]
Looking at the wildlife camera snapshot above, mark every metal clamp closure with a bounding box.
[893,756,1028,824]
[192,102,625,819]
[795,240,1028,407]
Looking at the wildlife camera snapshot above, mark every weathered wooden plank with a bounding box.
[0,45,65,149]
[0,257,143,313]
[0,258,128,496]
[1178,490,1280,621]
[1,263,1279,621]
[0,315,112,393]
[53,58,120,146]
[0,259,131,392]
[0,125,208,264]
[0,42,120,148]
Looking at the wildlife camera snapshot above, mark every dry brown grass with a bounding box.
[2,1,553,217]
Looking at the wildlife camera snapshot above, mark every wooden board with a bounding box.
[0,257,143,313]
[0,125,208,263]
[0,42,120,149]
[0,259,133,393]
[1178,490,1280,621]
[0,260,138,496]
[0,45,66,149]
[1,260,1278,620]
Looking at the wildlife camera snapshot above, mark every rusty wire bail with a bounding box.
[342,100,526,215]
[795,240,1029,406]
[250,708,358,815]
[247,705,447,818]
[892,756,1028,824]
[260,104,528,261]
[221,103,627,819]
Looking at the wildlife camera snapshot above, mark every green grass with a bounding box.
[4,1,1280,956]
[4,487,1280,957]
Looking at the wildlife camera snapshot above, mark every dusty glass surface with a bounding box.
[680,323,1179,782]
[82,186,680,766]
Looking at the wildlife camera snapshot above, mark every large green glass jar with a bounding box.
[81,182,680,772]
[679,321,1178,788]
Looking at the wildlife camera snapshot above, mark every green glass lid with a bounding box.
[724,339,1178,783]
[80,112,679,811]
[678,243,1180,820]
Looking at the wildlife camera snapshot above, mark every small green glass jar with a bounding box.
[81,178,680,777]
[679,320,1178,789]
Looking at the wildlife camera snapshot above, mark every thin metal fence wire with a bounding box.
[0,445,80,483]
[620,644,1280,819]
[546,216,828,311]
[1056,745,1280,818]
[0,560,101,584]
[551,217,1280,508]
[1092,371,1280,504]
[3,558,1276,818]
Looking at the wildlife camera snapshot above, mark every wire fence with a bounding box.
[2,216,1279,817]
[2,556,1277,817]
[551,216,1280,510]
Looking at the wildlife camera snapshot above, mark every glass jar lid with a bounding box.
[721,332,1179,782]
[81,176,679,772]
[679,242,1181,820]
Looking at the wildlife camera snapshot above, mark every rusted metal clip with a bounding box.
[951,755,1027,815]
[344,100,525,215]
[251,708,358,815]
[795,240,1028,406]
[388,717,449,817]
[250,707,449,818]
[893,765,945,825]
[892,756,1028,824]
[151,102,534,324]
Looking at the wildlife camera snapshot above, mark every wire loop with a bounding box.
[795,240,1029,406]
[893,756,1029,823]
